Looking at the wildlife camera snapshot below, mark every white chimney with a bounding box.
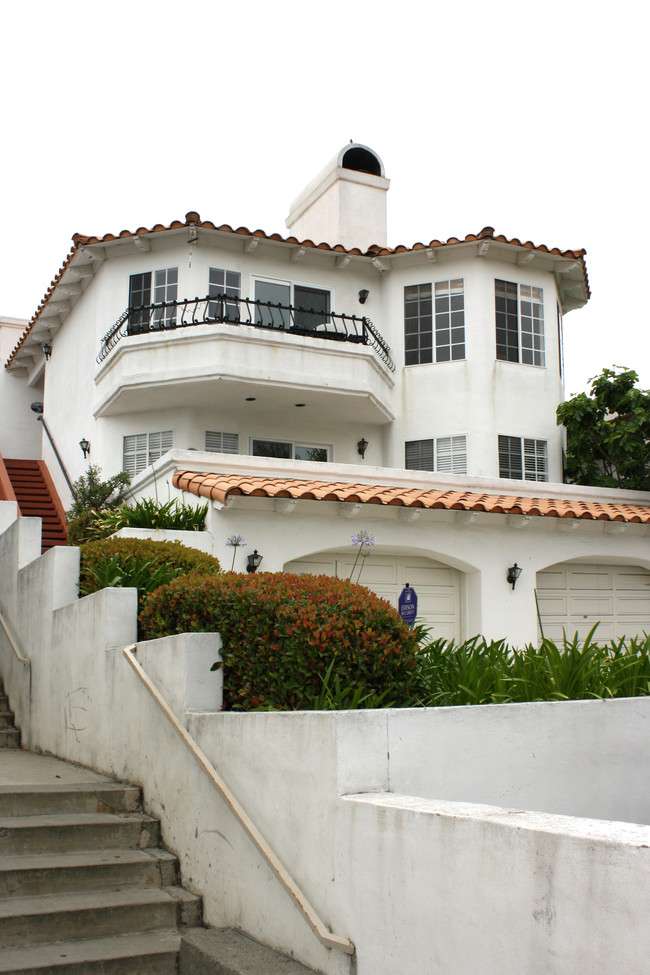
[286,144,389,251]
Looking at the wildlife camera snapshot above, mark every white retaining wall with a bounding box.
[0,501,649,975]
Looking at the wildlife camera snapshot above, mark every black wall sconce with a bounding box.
[246,549,263,573]
[357,438,368,459]
[30,402,44,415]
[358,289,369,305]
[42,342,52,360]
[79,438,91,459]
[507,563,523,590]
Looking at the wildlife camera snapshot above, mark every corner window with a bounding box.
[251,438,329,462]
[128,268,178,333]
[495,280,545,366]
[405,435,467,474]
[208,268,241,321]
[405,280,465,365]
[498,435,547,481]
[123,430,173,478]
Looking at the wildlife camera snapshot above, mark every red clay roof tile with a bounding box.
[5,215,589,369]
[171,472,650,524]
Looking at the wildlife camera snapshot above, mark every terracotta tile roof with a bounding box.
[5,214,589,369]
[172,472,650,524]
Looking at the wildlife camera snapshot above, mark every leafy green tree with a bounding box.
[557,367,650,490]
[66,465,130,545]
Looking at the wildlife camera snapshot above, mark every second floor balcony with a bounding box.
[93,294,396,423]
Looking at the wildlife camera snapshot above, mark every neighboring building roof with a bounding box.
[5,214,590,369]
[172,471,650,524]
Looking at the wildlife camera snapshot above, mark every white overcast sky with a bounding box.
[2,0,648,397]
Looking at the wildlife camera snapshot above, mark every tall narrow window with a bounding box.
[128,273,151,333]
[557,301,564,377]
[495,280,545,366]
[435,280,465,361]
[255,281,291,328]
[404,284,433,365]
[523,438,548,481]
[208,268,241,321]
[152,268,178,329]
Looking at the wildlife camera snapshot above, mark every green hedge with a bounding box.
[79,537,221,611]
[139,571,420,710]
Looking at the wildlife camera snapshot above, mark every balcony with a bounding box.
[93,294,396,423]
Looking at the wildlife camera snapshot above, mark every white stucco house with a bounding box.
[2,143,649,646]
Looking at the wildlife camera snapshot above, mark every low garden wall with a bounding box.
[1,501,649,975]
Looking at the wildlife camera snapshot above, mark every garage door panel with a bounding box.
[405,566,456,586]
[537,562,650,642]
[536,596,568,615]
[537,571,566,590]
[569,597,614,617]
[569,571,613,590]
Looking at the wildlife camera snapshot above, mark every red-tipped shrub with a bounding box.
[139,571,419,710]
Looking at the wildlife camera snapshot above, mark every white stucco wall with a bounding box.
[0,319,43,460]
[1,502,649,975]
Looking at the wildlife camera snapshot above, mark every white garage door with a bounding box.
[285,552,461,640]
[536,562,650,642]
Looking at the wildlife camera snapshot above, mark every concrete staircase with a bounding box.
[0,681,20,749]
[0,755,201,972]
[0,699,321,974]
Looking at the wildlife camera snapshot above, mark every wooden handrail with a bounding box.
[122,644,354,956]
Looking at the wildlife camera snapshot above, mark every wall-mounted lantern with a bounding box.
[507,563,523,590]
[79,438,91,459]
[246,549,263,573]
[357,438,368,459]
[42,342,52,360]
[358,289,369,305]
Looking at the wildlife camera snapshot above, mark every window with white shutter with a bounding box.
[436,435,467,474]
[205,431,239,454]
[122,430,173,478]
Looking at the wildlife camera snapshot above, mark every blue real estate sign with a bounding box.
[398,584,418,627]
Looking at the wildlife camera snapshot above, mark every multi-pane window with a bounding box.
[251,438,329,462]
[128,268,178,333]
[495,280,545,366]
[404,284,433,364]
[122,430,173,478]
[405,281,465,364]
[405,436,467,474]
[435,280,465,361]
[254,281,330,330]
[205,431,239,453]
[208,268,241,321]
[498,435,547,481]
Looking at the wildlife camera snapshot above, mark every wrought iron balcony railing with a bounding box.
[97,294,395,371]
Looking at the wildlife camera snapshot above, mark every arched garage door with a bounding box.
[285,552,461,640]
[536,562,650,641]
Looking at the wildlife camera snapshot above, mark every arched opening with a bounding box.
[341,146,382,177]
[536,560,650,641]
[285,549,462,640]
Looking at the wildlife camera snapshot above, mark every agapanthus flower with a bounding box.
[225,534,247,571]
[351,530,375,548]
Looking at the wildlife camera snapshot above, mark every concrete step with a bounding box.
[0,811,161,855]
[0,929,180,973]
[0,730,20,749]
[179,928,320,975]
[0,885,201,949]
[0,847,178,899]
[0,782,142,817]
[0,712,16,730]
